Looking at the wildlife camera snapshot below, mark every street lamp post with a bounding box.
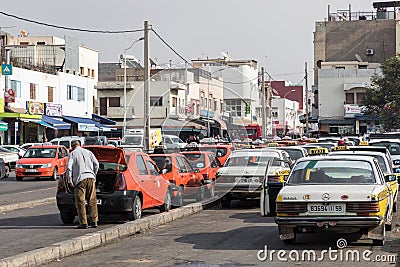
[283,89,296,137]
[122,37,144,138]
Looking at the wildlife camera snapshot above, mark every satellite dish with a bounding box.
[355,54,363,62]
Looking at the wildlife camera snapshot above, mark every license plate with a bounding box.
[96,199,102,205]
[25,169,37,173]
[235,177,250,183]
[308,204,344,213]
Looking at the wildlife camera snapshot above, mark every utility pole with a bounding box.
[261,67,266,139]
[143,21,150,151]
[305,62,309,137]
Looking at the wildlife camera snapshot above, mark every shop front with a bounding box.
[62,116,111,136]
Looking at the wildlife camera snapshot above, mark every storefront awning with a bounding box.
[20,118,56,129]
[0,120,8,131]
[92,114,116,125]
[63,116,111,132]
[42,115,71,130]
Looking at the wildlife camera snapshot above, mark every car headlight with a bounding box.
[16,164,23,168]
[41,163,52,168]
[394,160,400,165]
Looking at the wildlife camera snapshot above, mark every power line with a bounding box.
[0,11,144,34]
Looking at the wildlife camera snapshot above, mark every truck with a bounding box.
[239,124,262,141]
[122,128,162,150]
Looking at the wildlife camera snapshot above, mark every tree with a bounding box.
[363,56,400,131]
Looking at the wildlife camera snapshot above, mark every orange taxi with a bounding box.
[198,144,234,165]
[15,145,69,181]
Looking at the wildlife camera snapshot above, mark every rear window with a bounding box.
[200,147,227,157]
[370,142,400,155]
[150,156,172,173]
[281,149,304,160]
[184,153,206,168]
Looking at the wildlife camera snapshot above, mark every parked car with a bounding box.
[84,136,103,145]
[161,135,187,152]
[181,151,222,198]
[0,158,7,179]
[15,145,69,181]
[50,136,85,149]
[369,139,400,169]
[0,147,20,175]
[150,153,205,203]
[197,144,235,165]
[56,146,175,223]
[273,146,308,163]
[273,155,394,245]
[1,145,26,158]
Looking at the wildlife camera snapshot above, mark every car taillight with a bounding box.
[346,202,380,213]
[276,202,307,213]
[115,174,127,191]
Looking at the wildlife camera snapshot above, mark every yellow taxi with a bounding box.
[274,155,394,246]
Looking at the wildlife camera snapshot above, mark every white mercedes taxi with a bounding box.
[274,155,395,246]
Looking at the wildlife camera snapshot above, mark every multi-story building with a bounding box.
[0,34,102,144]
[313,1,399,133]
[271,97,301,137]
[191,57,260,130]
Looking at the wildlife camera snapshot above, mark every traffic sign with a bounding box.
[1,64,12,75]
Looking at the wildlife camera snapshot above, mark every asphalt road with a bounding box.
[44,200,400,267]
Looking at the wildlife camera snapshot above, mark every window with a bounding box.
[67,85,85,101]
[150,96,163,106]
[91,69,95,78]
[57,148,63,158]
[356,92,366,104]
[214,100,217,111]
[10,80,21,98]
[136,155,148,175]
[176,156,188,173]
[172,97,177,107]
[30,83,37,100]
[48,86,54,102]
[225,99,242,116]
[80,67,85,76]
[100,97,107,116]
[109,97,120,107]
[345,93,354,104]
[146,161,160,176]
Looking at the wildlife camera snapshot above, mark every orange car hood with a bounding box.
[85,146,127,165]
[18,157,56,164]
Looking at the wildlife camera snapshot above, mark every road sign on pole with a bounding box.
[1,64,12,75]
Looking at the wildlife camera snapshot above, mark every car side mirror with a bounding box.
[385,174,397,182]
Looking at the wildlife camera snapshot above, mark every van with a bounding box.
[50,136,85,149]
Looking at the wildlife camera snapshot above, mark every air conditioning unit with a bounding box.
[366,49,374,56]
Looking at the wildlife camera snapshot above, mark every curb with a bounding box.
[0,197,55,213]
[0,198,218,267]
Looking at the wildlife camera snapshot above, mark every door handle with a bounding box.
[141,180,144,182]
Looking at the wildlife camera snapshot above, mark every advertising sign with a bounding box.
[4,88,15,103]
[344,104,361,114]
[78,123,97,132]
[27,101,45,115]
[45,103,63,117]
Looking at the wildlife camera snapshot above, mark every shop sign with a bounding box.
[344,104,361,114]
[45,103,63,117]
[78,123,97,132]
[27,101,45,115]
[200,109,214,118]
[5,88,15,103]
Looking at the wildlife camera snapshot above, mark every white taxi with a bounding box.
[274,155,394,246]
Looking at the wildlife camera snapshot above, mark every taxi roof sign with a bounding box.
[267,142,279,147]
[333,145,349,151]
[309,147,329,155]
[359,141,369,146]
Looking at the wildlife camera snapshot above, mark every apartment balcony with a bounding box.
[103,106,135,119]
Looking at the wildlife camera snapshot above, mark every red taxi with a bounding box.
[15,145,69,181]
[56,146,174,223]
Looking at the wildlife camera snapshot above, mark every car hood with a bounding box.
[218,165,284,176]
[17,158,55,165]
[85,146,127,165]
[279,184,382,202]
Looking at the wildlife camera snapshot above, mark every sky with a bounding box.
[0,0,376,84]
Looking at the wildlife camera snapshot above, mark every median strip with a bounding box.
[0,197,55,213]
[0,198,217,267]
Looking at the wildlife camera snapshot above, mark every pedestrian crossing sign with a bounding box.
[1,64,12,75]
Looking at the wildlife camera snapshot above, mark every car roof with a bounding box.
[369,139,400,143]
[297,155,377,163]
[329,151,386,156]
[29,145,64,149]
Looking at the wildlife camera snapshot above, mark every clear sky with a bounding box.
[0,1,375,83]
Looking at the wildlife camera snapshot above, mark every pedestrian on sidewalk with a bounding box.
[66,140,99,229]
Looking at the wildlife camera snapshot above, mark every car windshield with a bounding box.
[287,159,376,184]
[24,148,57,158]
[225,155,278,167]
[150,156,172,173]
[171,137,184,143]
[370,142,400,155]
[0,147,13,153]
[184,153,206,168]
[85,138,100,145]
[281,149,304,160]
[123,136,143,145]
[200,147,228,157]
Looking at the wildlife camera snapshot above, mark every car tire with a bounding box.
[50,167,58,181]
[4,166,10,178]
[221,195,231,208]
[172,187,184,208]
[16,176,23,181]
[160,190,172,212]
[205,182,215,198]
[60,211,75,224]
[372,225,385,246]
[196,184,205,201]
[127,195,142,221]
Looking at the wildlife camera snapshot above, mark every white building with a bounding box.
[0,34,99,144]
[318,61,381,134]
[271,97,301,137]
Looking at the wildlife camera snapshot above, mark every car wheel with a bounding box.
[172,187,184,208]
[160,190,172,212]
[196,184,205,201]
[221,195,231,208]
[60,211,75,224]
[127,195,142,221]
[372,225,385,246]
[16,176,23,181]
[50,167,58,181]
[4,165,9,178]
[205,182,215,198]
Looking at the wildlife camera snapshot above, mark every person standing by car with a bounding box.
[66,140,99,229]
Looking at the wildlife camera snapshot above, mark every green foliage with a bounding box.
[363,56,400,130]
